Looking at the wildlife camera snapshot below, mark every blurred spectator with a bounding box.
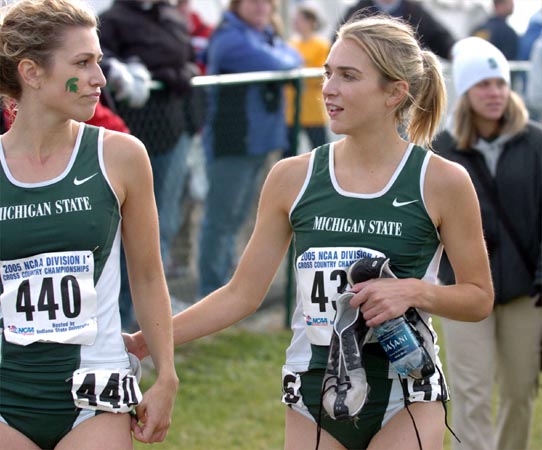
[526,31,542,119]
[98,0,196,329]
[472,0,518,60]
[0,100,14,134]
[334,0,455,59]
[178,0,213,74]
[176,0,212,184]
[519,7,542,60]
[284,2,329,156]
[198,0,302,297]
[86,88,130,133]
[434,37,542,450]
[0,107,7,134]
[521,6,542,120]
[86,103,129,133]
[169,0,212,281]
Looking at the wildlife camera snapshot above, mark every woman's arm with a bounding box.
[104,131,178,443]
[350,155,494,326]
[125,154,310,358]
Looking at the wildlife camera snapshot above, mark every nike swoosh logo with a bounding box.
[73,173,98,186]
[392,198,419,207]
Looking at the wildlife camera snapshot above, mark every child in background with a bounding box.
[285,2,330,156]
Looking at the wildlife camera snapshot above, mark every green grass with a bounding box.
[135,317,541,450]
[135,327,291,450]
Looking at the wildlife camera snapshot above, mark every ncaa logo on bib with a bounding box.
[305,315,329,327]
[8,325,34,335]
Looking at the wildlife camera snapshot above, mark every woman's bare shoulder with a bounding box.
[102,129,146,155]
[425,152,477,227]
[262,152,314,210]
[101,130,152,200]
[101,129,152,172]
[426,152,472,194]
[268,152,313,191]
[271,152,312,178]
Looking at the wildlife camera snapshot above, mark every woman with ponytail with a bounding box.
[126,15,493,450]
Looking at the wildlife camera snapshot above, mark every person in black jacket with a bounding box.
[334,0,455,59]
[98,0,197,330]
[433,37,542,450]
[472,0,519,61]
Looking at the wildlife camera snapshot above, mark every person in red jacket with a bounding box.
[86,102,130,133]
[178,0,213,75]
[1,99,129,134]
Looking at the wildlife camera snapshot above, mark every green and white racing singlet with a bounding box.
[285,143,443,373]
[0,124,132,425]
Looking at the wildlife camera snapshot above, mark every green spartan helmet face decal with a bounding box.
[487,57,498,69]
[65,77,79,93]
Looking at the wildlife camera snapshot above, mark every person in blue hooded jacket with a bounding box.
[198,0,302,297]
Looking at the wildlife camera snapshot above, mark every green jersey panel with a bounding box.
[286,143,443,373]
[0,125,119,281]
[0,124,128,432]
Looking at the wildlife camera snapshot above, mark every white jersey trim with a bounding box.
[419,151,442,241]
[80,224,128,368]
[0,123,84,188]
[288,147,317,221]
[97,127,122,218]
[329,142,415,198]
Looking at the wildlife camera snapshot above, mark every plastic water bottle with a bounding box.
[372,316,434,379]
[347,256,435,379]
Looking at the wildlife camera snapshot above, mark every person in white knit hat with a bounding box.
[434,37,542,450]
[451,36,510,98]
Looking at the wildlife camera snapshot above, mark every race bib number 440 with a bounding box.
[0,250,98,346]
[296,246,384,345]
[72,367,142,413]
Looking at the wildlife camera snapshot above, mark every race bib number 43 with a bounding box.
[0,250,98,346]
[296,246,384,345]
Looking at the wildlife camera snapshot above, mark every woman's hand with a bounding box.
[123,331,149,361]
[349,278,423,327]
[132,373,179,443]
